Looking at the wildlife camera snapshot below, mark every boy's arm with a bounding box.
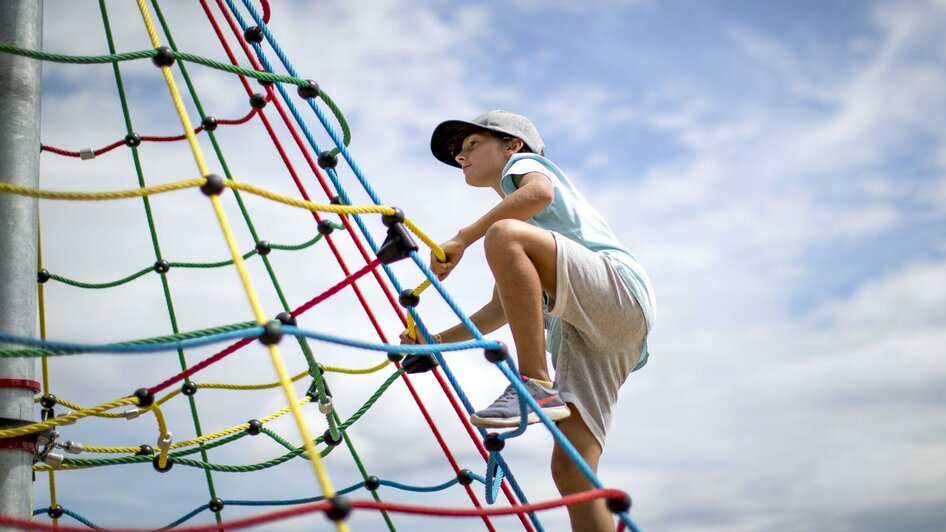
[399,285,506,344]
[437,284,506,342]
[432,172,552,280]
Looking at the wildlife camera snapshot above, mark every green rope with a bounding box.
[0,42,305,86]
[43,224,343,289]
[0,320,255,358]
[99,0,222,516]
[147,0,334,437]
[55,368,405,472]
[336,409,397,530]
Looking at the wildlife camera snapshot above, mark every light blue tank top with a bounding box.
[500,154,656,370]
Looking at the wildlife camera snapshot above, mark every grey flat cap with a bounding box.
[430,110,545,167]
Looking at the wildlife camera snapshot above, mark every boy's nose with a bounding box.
[454,153,466,165]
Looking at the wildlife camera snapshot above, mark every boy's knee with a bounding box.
[550,449,590,494]
[484,219,526,255]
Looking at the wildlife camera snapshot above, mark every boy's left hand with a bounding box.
[431,237,465,280]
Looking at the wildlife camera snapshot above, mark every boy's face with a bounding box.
[453,132,514,189]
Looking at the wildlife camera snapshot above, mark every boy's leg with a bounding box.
[483,219,557,382]
[552,407,615,532]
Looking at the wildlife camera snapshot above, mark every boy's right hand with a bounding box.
[431,237,466,281]
[399,329,426,345]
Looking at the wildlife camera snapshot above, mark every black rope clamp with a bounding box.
[401,353,439,374]
[377,222,418,265]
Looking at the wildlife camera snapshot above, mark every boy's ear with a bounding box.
[504,137,525,154]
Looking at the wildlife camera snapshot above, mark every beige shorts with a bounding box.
[547,232,647,449]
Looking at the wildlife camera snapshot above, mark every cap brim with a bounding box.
[430,120,487,168]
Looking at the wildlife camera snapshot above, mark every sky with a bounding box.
[11,0,946,531]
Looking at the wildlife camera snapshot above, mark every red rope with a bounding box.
[39,110,256,158]
[206,2,535,529]
[260,0,270,24]
[204,4,503,529]
[148,258,381,396]
[0,490,625,532]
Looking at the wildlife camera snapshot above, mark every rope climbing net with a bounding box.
[0,2,639,531]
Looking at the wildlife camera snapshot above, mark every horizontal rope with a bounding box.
[10,489,629,531]
[0,42,308,86]
[0,324,500,357]
[44,221,344,289]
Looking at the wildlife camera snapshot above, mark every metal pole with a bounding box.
[0,0,42,527]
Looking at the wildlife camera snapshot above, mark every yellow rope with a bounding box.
[0,179,204,200]
[321,359,391,375]
[38,227,59,527]
[0,397,137,438]
[82,395,311,454]
[134,2,340,518]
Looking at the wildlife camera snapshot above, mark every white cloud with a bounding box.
[14,0,946,531]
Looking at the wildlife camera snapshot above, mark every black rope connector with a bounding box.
[200,173,226,196]
[317,219,336,236]
[47,505,64,519]
[484,432,505,452]
[208,498,225,513]
[298,79,321,99]
[152,46,176,67]
[181,381,197,396]
[153,260,170,274]
[325,496,351,522]
[364,475,380,491]
[322,429,343,447]
[124,133,141,148]
[41,407,55,421]
[457,469,474,486]
[377,221,418,265]
[136,444,155,456]
[255,240,272,256]
[306,377,332,401]
[398,289,420,308]
[249,93,268,109]
[134,388,154,408]
[317,151,338,169]
[402,353,439,374]
[275,311,297,327]
[606,492,632,514]
[387,352,404,363]
[258,77,273,87]
[243,26,264,43]
[484,342,509,363]
[246,419,262,436]
[37,269,50,284]
[258,322,283,346]
[381,207,405,228]
[329,195,345,205]
[152,455,174,472]
[40,395,57,409]
[201,116,218,132]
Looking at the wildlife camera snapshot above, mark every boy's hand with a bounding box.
[431,237,465,281]
[398,329,426,345]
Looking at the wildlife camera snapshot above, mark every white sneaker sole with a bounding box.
[470,405,571,428]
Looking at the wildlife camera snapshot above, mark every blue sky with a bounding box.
[19,0,946,531]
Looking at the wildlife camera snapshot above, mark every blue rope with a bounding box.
[222,3,546,528]
[0,327,262,355]
[283,326,498,354]
[495,361,640,532]
[378,478,461,493]
[227,482,364,507]
[161,504,207,529]
[484,453,505,504]
[0,326,500,357]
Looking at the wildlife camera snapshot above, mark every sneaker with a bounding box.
[470,376,571,428]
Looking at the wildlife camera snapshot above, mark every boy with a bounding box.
[400,110,655,531]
